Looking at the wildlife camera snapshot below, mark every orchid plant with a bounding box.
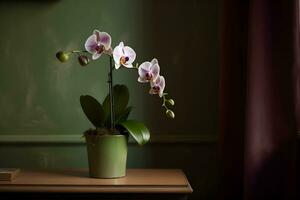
[56,29,175,145]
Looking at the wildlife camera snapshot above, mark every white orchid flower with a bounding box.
[149,75,165,97]
[113,42,136,69]
[138,58,160,83]
[85,30,112,60]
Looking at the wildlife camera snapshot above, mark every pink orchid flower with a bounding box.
[138,58,160,83]
[85,30,112,60]
[113,42,136,69]
[149,75,165,97]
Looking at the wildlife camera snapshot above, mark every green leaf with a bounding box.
[103,84,129,125]
[80,95,105,127]
[120,120,150,145]
[115,106,132,124]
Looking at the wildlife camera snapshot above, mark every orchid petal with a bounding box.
[113,45,124,66]
[115,63,121,69]
[92,30,111,51]
[158,76,165,97]
[149,76,165,97]
[93,30,101,42]
[138,62,151,82]
[139,61,152,71]
[99,32,111,50]
[123,63,133,68]
[151,58,158,65]
[149,88,156,95]
[123,46,136,64]
[151,63,160,81]
[138,77,147,83]
[85,35,98,54]
[92,52,102,60]
[119,42,124,48]
[150,79,156,87]
[138,62,151,76]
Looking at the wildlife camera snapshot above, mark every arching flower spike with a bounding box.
[138,58,160,83]
[149,75,165,97]
[113,42,136,69]
[85,30,112,60]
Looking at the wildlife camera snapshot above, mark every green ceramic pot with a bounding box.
[85,134,127,178]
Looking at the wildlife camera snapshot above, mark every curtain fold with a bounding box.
[220,0,298,199]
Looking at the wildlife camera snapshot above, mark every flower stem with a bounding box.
[71,50,88,53]
[108,56,115,132]
[162,94,168,110]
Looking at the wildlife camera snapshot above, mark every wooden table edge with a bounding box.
[0,185,193,194]
[0,169,193,194]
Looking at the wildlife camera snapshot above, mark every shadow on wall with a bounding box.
[138,0,220,136]
[140,1,220,198]
[133,143,219,200]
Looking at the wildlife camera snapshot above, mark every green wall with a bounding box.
[0,0,219,136]
[0,0,219,199]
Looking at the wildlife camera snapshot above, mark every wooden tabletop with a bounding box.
[0,169,193,194]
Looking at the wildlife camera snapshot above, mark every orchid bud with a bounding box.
[78,55,90,66]
[166,99,175,106]
[166,110,175,119]
[56,51,70,62]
